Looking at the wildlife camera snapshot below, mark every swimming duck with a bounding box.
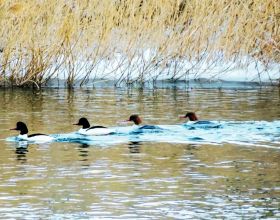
[123,114,161,131]
[179,112,198,121]
[180,112,221,128]
[10,121,54,142]
[73,117,114,135]
[127,114,142,125]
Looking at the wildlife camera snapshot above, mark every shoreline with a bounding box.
[0,79,279,90]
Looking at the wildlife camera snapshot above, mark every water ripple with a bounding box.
[6,121,280,149]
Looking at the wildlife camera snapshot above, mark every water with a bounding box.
[0,87,279,219]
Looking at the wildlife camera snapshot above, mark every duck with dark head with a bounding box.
[179,112,198,121]
[122,114,162,131]
[179,112,221,128]
[127,114,142,125]
[10,121,54,142]
[73,117,115,135]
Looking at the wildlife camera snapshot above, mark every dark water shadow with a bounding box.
[15,144,29,163]
[78,143,89,159]
[128,141,142,154]
[77,143,90,168]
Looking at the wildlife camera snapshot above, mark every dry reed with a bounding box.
[0,0,279,88]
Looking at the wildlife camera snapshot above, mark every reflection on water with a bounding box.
[78,144,89,160]
[128,141,142,154]
[15,147,28,163]
[0,87,279,219]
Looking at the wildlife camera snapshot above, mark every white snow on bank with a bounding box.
[53,51,279,84]
[6,49,278,86]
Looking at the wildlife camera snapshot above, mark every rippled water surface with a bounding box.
[0,87,279,219]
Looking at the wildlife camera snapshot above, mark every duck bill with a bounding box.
[10,128,17,130]
[179,115,186,119]
[117,120,130,125]
[73,123,80,125]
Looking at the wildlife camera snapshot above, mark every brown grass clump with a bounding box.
[0,0,279,88]
[8,3,23,14]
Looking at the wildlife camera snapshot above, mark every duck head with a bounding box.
[179,112,198,121]
[128,114,142,125]
[73,117,90,129]
[10,121,28,135]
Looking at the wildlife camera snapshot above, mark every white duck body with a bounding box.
[74,118,114,136]
[78,127,114,136]
[18,134,54,142]
[11,122,54,143]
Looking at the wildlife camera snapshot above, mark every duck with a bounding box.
[124,114,162,131]
[127,114,142,125]
[179,112,221,128]
[73,117,114,135]
[10,121,54,142]
[179,112,198,121]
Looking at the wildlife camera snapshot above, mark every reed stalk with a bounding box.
[0,0,279,88]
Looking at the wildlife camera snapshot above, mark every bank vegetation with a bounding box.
[0,0,279,88]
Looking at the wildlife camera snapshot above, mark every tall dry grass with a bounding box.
[0,0,279,87]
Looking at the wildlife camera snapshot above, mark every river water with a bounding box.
[0,87,279,219]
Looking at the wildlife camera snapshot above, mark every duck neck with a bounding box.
[20,128,28,135]
[82,122,90,129]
